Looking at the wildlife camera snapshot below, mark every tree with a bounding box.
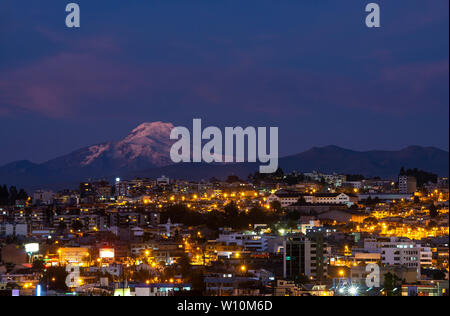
[274,168,284,179]
[431,269,446,280]
[429,204,438,218]
[363,217,378,226]
[284,210,301,222]
[226,175,241,183]
[177,253,192,278]
[32,259,45,273]
[399,168,438,187]
[383,272,401,296]
[224,202,242,228]
[190,271,205,295]
[72,220,84,231]
[0,185,28,206]
[17,189,28,201]
[270,200,282,212]
[294,273,310,284]
[247,206,269,224]
[346,174,365,181]
[133,269,152,283]
[205,210,225,230]
[41,266,68,292]
[57,222,67,234]
[0,185,8,205]
[209,177,220,184]
[224,202,239,218]
[9,186,18,204]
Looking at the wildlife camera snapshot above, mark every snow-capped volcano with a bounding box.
[39,122,176,178]
[81,122,175,167]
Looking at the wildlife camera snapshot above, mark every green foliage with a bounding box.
[363,216,378,226]
[249,168,286,184]
[399,167,438,187]
[160,203,278,230]
[41,266,69,292]
[429,204,438,218]
[360,196,381,206]
[0,185,28,206]
[32,259,45,272]
[270,200,282,212]
[72,220,84,231]
[346,174,365,181]
[383,272,401,296]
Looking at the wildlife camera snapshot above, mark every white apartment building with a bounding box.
[303,171,346,187]
[306,193,357,206]
[398,175,417,194]
[362,237,427,278]
[299,220,321,234]
[267,190,302,207]
[33,190,55,205]
[115,180,129,197]
[216,232,276,252]
[268,191,357,207]
[418,246,433,267]
[0,223,28,237]
[157,175,170,186]
[341,181,363,189]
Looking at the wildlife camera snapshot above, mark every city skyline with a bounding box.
[0,1,449,300]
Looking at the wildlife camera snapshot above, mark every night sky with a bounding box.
[0,0,448,165]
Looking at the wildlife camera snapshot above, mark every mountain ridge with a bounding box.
[0,122,448,189]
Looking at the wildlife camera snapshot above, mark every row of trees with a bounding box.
[160,202,279,230]
[399,167,438,187]
[0,185,28,206]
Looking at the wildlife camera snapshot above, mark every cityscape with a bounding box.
[0,0,449,301]
[0,167,448,296]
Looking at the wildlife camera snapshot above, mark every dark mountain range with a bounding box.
[280,145,449,179]
[0,122,448,190]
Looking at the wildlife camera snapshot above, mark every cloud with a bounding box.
[0,52,136,117]
[0,37,447,120]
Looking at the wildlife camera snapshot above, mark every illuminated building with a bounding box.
[398,175,417,194]
[283,233,330,281]
[58,247,90,265]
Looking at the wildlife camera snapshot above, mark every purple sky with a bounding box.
[0,0,448,165]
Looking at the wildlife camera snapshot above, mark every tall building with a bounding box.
[115,179,129,197]
[80,182,94,198]
[283,233,330,282]
[398,175,417,194]
[33,190,55,205]
[437,177,449,189]
[0,223,28,237]
[362,237,424,279]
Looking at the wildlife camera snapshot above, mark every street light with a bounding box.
[349,286,358,296]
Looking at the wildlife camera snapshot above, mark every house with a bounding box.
[308,193,357,206]
[267,190,303,207]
